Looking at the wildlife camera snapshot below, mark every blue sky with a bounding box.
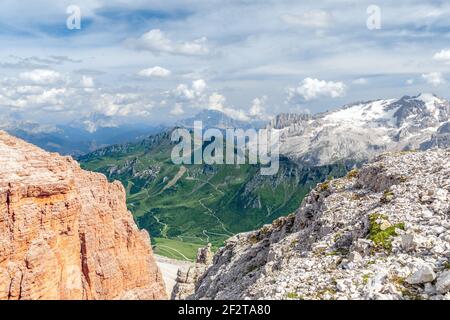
[1,0,450,125]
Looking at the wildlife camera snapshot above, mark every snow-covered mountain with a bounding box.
[273,93,450,165]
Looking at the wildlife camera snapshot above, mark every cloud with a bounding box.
[92,92,154,118]
[0,70,156,120]
[170,103,185,116]
[208,93,249,121]
[165,79,257,122]
[81,75,95,88]
[126,29,209,56]
[208,92,226,111]
[138,66,172,78]
[0,56,81,69]
[281,10,333,28]
[422,72,445,86]
[352,78,368,85]
[19,69,62,85]
[433,49,450,64]
[287,78,347,101]
[249,96,270,120]
[174,79,207,101]
[406,78,415,85]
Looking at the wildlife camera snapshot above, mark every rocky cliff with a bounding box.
[276,93,450,166]
[181,148,450,300]
[0,131,166,300]
[172,244,213,300]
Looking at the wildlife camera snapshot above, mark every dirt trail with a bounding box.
[159,165,187,194]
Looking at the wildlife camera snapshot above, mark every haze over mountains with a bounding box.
[2,93,448,159]
[79,130,346,260]
[0,112,165,156]
[77,93,450,260]
[1,92,449,300]
[178,109,266,130]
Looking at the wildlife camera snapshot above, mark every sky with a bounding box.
[1,0,450,126]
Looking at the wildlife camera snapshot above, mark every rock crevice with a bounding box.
[0,131,166,300]
[179,149,450,300]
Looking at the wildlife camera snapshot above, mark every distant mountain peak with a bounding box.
[71,112,119,133]
[275,94,450,165]
[178,109,264,130]
[270,113,312,129]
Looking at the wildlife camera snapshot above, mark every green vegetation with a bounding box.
[368,214,405,251]
[286,292,300,299]
[346,169,359,179]
[318,181,330,192]
[152,237,208,261]
[80,131,351,260]
[362,274,371,284]
[327,248,350,256]
[381,189,395,203]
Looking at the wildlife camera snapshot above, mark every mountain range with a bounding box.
[175,147,450,300]
[274,93,450,165]
[79,130,349,260]
[6,93,450,261]
[178,109,265,130]
[0,113,165,156]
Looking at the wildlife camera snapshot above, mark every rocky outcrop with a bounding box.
[422,121,450,150]
[270,113,311,130]
[172,244,213,300]
[0,131,166,300]
[278,93,450,166]
[185,148,450,300]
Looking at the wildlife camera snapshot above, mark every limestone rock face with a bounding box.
[0,131,166,300]
[187,148,450,300]
[172,244,213,300]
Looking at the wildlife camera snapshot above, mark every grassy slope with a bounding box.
[80,131,351,260]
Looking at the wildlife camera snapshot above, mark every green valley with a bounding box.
[79,130,351,261]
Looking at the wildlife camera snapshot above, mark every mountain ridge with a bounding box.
[273,93,450,165]
[0,131,166,300]
[175,148,450,300]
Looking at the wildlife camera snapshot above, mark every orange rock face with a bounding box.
[0,131,166,300]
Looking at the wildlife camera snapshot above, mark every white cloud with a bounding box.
[406,78,415,85]
[287,78,347,101]
[92,92,154,117]
[0,71,156,119]
[83,118,118,134]
[208,93,249,121]
[15,86,43,95]
[29,88,67,107]
[174,79,207,100]
[126,29,209,56]
[281,10,333,28]
[138,66,172,78]
[19,69,62,84]
[192,79,207,93]
[352,78,368,85]
[208,93,226,111]
[81,75,95,88]
[170,103,185,116]
[249,96,270,120]
[433,49,450,64]
[422,72,445,87]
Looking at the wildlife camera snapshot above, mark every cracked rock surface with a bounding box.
[187,148,450,300]
[0,131,166,300]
